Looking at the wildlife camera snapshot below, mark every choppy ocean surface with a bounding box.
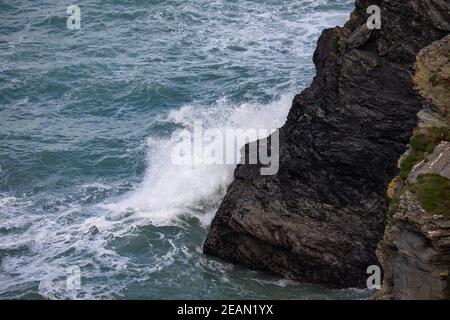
[0,0,371,299]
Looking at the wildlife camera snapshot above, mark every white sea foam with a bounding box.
[0,0,355,300]
[104,93,294,227]
[102,2,352,229]
[0,196,17,208]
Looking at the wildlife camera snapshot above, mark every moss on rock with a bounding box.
[400,152,424,179]
[410,174,450,217]
[410,127,450,154]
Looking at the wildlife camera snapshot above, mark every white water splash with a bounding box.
[104,93,294,227]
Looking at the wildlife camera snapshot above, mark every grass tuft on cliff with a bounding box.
[410,127,450,154]
[400,153,423,179]
[411,174,450,217]
[400,127,450,179]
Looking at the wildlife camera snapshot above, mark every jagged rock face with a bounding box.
[376,35,450,300]
[415,34,450,127]
[376,141,450,299]
[418,0,450,32]
[408,142,450,184]
[204,0,447,288]
[376,191,450,299]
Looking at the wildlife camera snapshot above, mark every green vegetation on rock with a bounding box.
[400,127,450,179]
[400,152,424,179]
[410,127,450,154]
[429,74,439,86]
[389,195,400,216]
[410,174,450,217]
[394,127,450,215]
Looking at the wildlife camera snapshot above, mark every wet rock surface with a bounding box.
[204,0,448,289]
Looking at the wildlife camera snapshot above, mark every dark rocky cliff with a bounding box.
[376,34,450,299]
[204,0,449,289]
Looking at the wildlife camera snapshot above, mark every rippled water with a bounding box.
[0,0,370,299]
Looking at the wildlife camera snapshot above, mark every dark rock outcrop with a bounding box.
[204,0,448,288]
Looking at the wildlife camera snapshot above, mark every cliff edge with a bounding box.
[376,34,450,299]
[204,0,449,288]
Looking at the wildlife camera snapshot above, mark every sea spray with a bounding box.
[105,93,292,226]
[0,0,362,299]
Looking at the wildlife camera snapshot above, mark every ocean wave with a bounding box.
[103,91,293,228]
[0,0,358,299]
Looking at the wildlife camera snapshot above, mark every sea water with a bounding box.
[0,0,370,299]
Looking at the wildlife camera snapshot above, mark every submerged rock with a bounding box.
[204,0,447,288]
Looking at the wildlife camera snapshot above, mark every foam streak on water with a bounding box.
[0,0,369,299]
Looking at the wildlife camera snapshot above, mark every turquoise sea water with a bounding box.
[0,0,370,299]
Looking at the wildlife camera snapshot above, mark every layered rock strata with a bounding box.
[376,34,450,300]
[204,0,448,289]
